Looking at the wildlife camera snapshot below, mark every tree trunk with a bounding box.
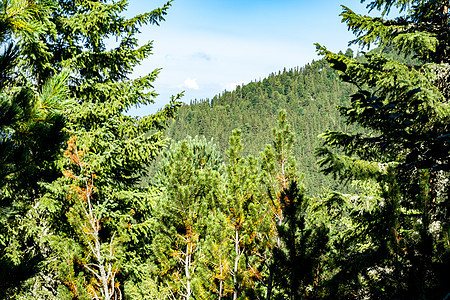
[265,263,273,300]
[233,228,240,300]
[185,242,192,300]
[437,2,449,63]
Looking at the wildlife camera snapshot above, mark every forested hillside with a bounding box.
[1,0,448,299]
[165,55,358,196]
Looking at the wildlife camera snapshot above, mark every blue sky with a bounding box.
[125,0,373,115]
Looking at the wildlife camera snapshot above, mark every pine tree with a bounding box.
[201,209,233,300]
[0,1,71,297]
[224,130,262,300]
[316,0,449,298]
[259,110,298,299]
[153,137,224,299]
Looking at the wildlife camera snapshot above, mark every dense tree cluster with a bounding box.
[0,0,448,299]
[148,115,329,299]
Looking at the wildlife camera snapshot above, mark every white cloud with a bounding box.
[180,78,199,90]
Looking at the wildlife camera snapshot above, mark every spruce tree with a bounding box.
[8,0,182,298]
[271,181,329,300]
[316,0,449,298]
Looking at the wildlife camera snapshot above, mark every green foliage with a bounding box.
[261,110,297,196]
[341,1,448,64]
[2,0,448,299]
[0,0,183,298]
[0,1,71,297]
[164,60,360,197]
[224,130,263,299]
[271,181,329,300]
[316,0,450,298]
[152,136,224,299]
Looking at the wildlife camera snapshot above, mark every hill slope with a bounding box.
[164,57,359,196]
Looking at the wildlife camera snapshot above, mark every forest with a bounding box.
[161,56,359,197]
[0,0,448,299]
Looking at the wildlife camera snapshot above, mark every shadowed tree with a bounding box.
[316,0,449,298]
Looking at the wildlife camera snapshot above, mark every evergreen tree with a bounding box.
[5,0,182,298]
[201,208,233,300]
[0,1,71,297]
[224,130,263,300]
[153,137,224,299]
[271,181,329,300]
[259,110,297,299]
[316,0,449,298]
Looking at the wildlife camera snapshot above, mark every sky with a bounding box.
[124,0,374,116]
